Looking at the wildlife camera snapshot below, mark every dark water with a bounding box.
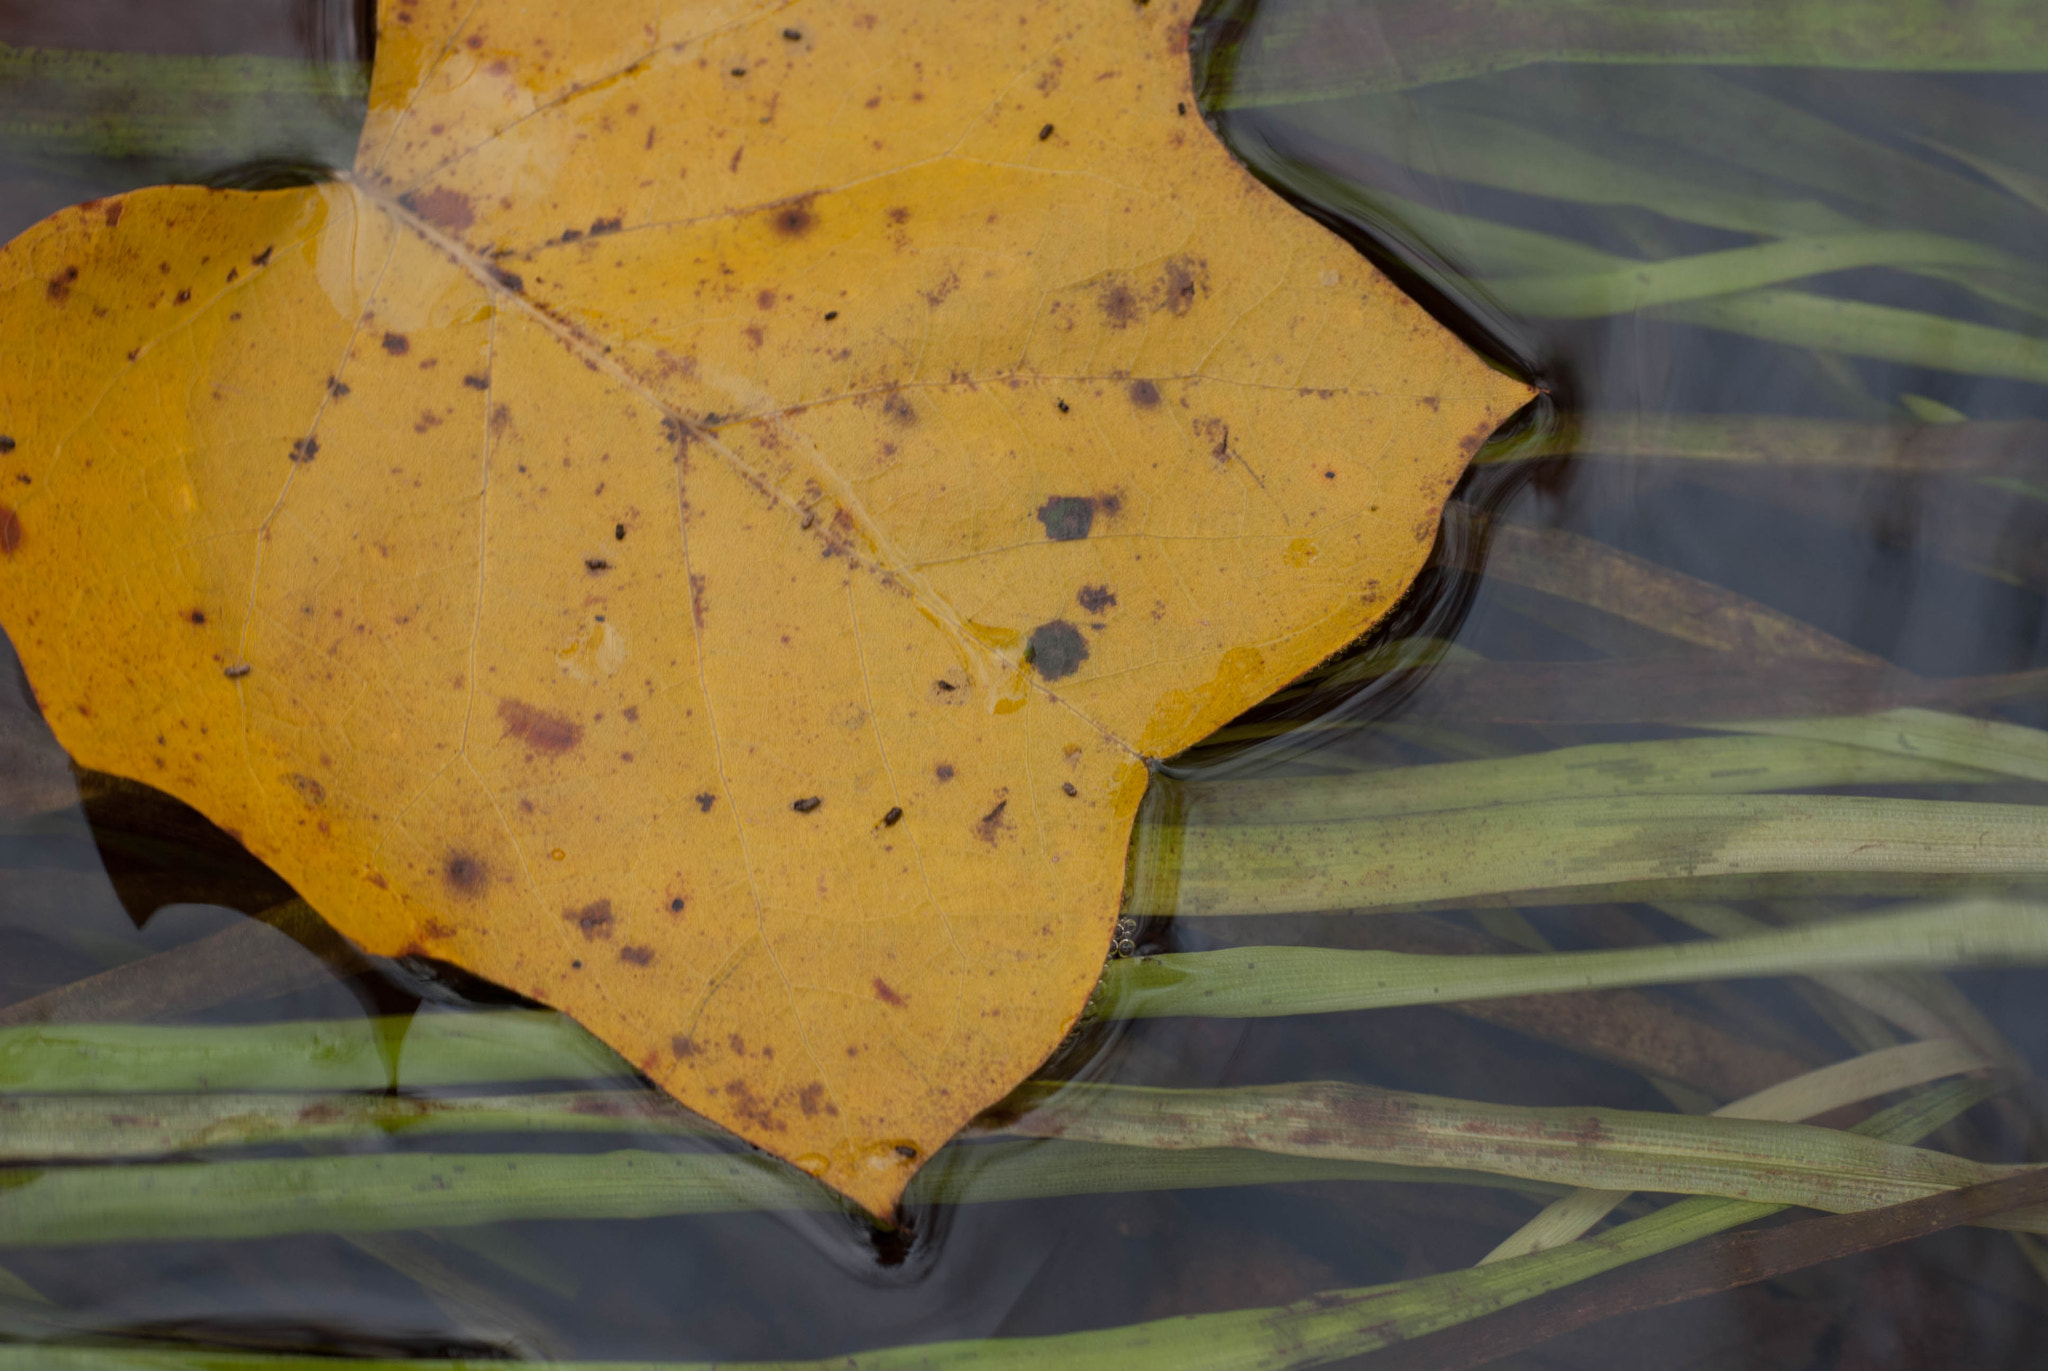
[5,1,2048,1365]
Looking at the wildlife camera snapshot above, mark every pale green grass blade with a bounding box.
[1099,898,2048,1016]
[1488,231,2028,317]
[1708,707,2048,784]
[1658,288,2048,383]
[1167,796,2048,915]
[1481,1037,1991,1262]
[1182,733,1998,828]
[1005,1077,2047,1228]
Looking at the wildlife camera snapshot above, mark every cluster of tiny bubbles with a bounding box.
[1111,916,1139,960]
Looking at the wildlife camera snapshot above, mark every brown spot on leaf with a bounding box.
[881,394,916,425]
[695,792,716,812]
[974,797,1010,844]
[565,899,614,939]
[402,187,475,232]
[1127,379,1161,408]
[772,199,817,236]
[672,1035,700,1058]
[1098,281,1138,327]
[873,978,907,1007]
[462,374,489,390]
[443,851,485,895]
[251,245,273,267]
[381,332,410,355]
[497,699,582,753]
[46,266,77,303]
[724,1078,785,1132]
[0,504,20,556]
[288,773,326,805]
[619,944,655,966]
[1077,584,1116,613]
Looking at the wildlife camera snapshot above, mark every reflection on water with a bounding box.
[5,0,2048,1364]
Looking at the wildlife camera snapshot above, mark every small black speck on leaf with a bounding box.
[823,310,837,320]
[491,268,524,292]
[290,437,319,463]
[1055,398,1069,413]
[782,26,802,39]
[894,1144,918,1160]
[935,679,955,691]
[585,558,611,572]
[1324,470,1336,479]
[1178,102,1187,115]
[792,796,822,813]
[614,523,627,540]
[1039,123,1054,141]
[0,436,15,453]
[670,897,685,911]
[882,806,903,827]
[572,959,583,969]
[462,374,489,390]
[1062,782,1078,797]
[731,66,748,77]
[223,664,251,679]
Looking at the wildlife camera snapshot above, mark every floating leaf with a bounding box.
[0,0,1527,1212]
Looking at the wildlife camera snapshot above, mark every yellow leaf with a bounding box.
[0,0,1529,1214]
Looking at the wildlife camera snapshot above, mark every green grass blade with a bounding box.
[0,1142,1555,1249]
[1167,796,2048,915]
[1181,733,1999,828]
[1204,0,2048,108]
[0,1092,708,1161]
[0,1082,1997,1371]
[1002,1077,2045,1228]
[1481,1037,1990,1262]
[1099,898,2048,1016]
[1473,414,2048,474]
[0,1011,627,1093]
[1708,707,2048,784]
[1488,231,2027,317]
[1658,288,2048,383]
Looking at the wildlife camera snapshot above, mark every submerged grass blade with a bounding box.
[1167,795,2048,915]
[1098,898,2048,1017]
[1481,1037,1991,1262]
[1001,1077,2046,1229]
[1202,0,2048,108]
[1478,519,1879,662]
[0,1083,1996,1371]
[1473,414,2048,474]
[1179,731,2000,828]
[0,1142,1556,1249]
[1709,706,2048,785]
[1487,231,2029,318]
[0,1011,629,1093]
[0,1091,709,1161]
